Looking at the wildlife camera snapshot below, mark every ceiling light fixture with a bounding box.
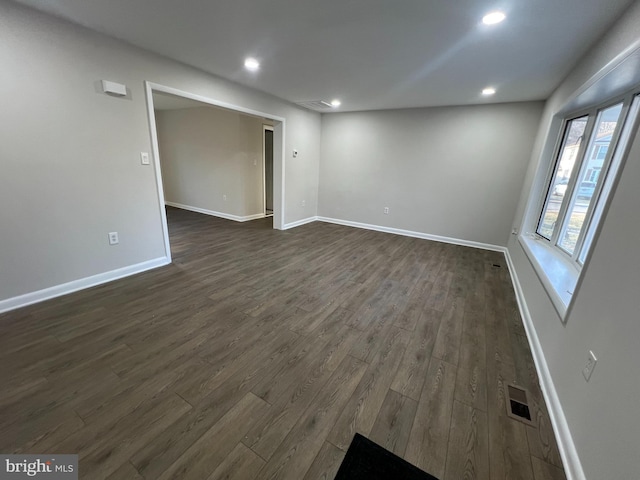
[482,11,506,25]
[482,87,496,96]
[330,99,341,108]
[244,57,260,71]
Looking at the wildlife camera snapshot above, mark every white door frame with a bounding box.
[143,81,286,262]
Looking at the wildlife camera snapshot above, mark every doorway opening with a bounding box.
[264,125,274,217]
[144,82,286,262]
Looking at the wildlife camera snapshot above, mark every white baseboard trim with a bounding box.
[503,249,585,480]
[166,202,265,222]
[316,216,505,252]
[0,257,170,314]
[282,216,318,230]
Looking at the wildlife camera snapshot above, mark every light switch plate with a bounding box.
[582,350,597,381]
[140,152,150,165]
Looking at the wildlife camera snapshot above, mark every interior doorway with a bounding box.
[144,81,286,262]
[264,125,274,217]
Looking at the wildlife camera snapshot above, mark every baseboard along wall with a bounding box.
[166,201,265,222]
[0,257,169,314]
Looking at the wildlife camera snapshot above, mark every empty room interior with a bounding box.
[2,0,640,479]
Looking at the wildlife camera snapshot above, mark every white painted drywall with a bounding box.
[508,1,640,478]
[0,1,320,304]
[318,103,544,247]
[155,107,266,218]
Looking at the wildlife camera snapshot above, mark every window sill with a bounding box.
[518,234,580,320]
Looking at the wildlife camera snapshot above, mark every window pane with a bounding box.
[537,116,588,239]
[578,95,640,264]
[558,103,623,254]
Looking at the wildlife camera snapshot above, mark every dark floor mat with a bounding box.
[334,433,440,480]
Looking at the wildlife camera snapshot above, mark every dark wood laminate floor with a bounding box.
[0,207,566,480]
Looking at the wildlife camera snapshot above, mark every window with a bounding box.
[585,167,601,183]
[537,116,587,240]
[536,93,640,265]
[592,145,608,160]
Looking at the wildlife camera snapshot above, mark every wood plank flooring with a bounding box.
[0,207,566,479]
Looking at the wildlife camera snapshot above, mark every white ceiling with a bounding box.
[15,0,636,112]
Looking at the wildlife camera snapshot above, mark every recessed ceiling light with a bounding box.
[482,11,506,25]
[244,57,260,71]
[330,99,341,108]
[482,87,496,95]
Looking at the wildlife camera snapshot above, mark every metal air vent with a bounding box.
[296,100,333,111]
[505,384,536,426]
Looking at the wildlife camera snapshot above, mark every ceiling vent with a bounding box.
[296,100,334,111]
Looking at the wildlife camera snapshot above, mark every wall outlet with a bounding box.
[223,194,227,202]
[582,350,597,381]
[512,227,518,235]
[383,207,389,214]
[301,200,306,207]
[108,232,119,245]
[293,149,298,158]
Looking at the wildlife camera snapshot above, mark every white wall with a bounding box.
[319,103,544,247]
[508,2,640,478]
[156,107,266,219]
[0,1,320,306]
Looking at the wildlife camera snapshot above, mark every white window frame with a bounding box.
[520,90,640,320]
[535,92,637,263]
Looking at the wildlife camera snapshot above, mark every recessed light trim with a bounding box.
[244,57,260,71]
[482,11,506,25]
[482,87,496,96]
[330,99,341,108]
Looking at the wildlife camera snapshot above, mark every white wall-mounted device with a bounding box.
[101,80,127,96]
